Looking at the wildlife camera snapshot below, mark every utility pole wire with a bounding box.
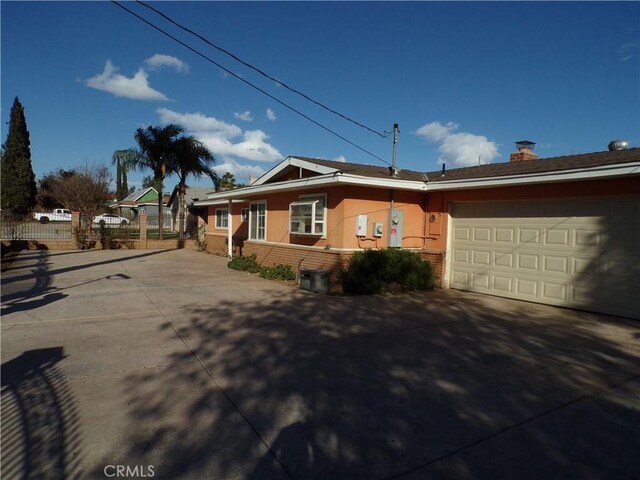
[111,1,391,166]
[136,0,390,139]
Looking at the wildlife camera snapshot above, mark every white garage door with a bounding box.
[450,197,640,319]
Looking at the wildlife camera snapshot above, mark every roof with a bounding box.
[121,187,157,203]
[291,156,428,182]
[294,149,640,183]
[423,147,640,183]
[194,148,640,205]
[167,186,216,207]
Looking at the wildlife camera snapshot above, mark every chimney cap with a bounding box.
[515,140,536,150]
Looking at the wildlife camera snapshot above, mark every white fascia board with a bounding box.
[194,173,428,205]
[425,162,640,191]
[252,156,341,186]
[193,198,249,207]
[337,174,427,191]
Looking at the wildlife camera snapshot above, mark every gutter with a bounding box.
[194,161,640,206]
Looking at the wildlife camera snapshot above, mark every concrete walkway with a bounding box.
[1,249,639,479]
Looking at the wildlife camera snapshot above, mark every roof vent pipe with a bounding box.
[608,140,629,151]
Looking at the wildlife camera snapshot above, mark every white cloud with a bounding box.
[86,60,169,101]
[144,54,189,73]
[266,108,277,121]
[157,108,241,138]
[619,42,639,62]
[234,111,254,122]
[211,160,266,184]
[156,108,282,162]
[333,155,347,163]
[415,121,499,167]
[415,121,458,142]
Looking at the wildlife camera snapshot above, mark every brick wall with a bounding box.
[205,233,247,257]
[242,241,446,291]
[420,250,445,286]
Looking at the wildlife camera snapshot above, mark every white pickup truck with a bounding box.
[33,208,72,223]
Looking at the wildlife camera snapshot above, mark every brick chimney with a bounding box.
[510,140,538,162]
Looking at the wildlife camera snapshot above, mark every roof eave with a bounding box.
[425,161,640,191]
[193,173,428,205]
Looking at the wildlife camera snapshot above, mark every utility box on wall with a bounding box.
[356,214,367,237]
[388,208,403,247]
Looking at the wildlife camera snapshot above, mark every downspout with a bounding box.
[227,199,233,261]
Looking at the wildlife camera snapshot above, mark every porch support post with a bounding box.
[227,200,233,261]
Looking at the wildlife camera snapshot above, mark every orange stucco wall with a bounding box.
[425,176,640,251]
[206,186,428,250]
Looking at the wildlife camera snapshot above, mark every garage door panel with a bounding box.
[450,197,640,319]
[574,229,600,248]
[472,250,491,265]
[543,255,569,274]
[454,249,470,263]
[473,227,491,242]
[542,282,567,302]
[454,226,471,241]
[494,252,514,268]
[452,271,470,286]
[495,228,515,243]
[545,229,570,246]
[493,276,513,293]
[515,278,538,296]
[471,273,490,288]
[519,228,541,244]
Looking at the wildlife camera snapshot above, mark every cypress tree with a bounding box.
[1,97,37,217]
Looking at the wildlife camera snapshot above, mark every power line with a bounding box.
[111,1,391,166]
[136,0,390,139]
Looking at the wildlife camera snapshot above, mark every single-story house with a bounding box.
[166,185,215,235]
[194,143,640,319]
[111,187,172,227]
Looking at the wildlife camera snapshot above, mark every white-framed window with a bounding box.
[241,208,249,223]
[289,194,326,237]
[215,208,229,229]
[249,201,266,240]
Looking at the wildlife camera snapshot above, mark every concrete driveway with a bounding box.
[1,249,639,480]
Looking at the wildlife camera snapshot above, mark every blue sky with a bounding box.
[2,1,639,190]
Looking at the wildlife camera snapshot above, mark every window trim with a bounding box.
[289,193,327,238]
[248,200,267,241]
[215,208,229,229]
[241,208,249,223]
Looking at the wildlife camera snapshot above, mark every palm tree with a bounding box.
[111,149,136,202]
[172,136,216,239]
[131,124,184,240]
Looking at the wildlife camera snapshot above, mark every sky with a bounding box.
[2,1,639,191]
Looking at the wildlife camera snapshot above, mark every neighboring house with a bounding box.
[111,187,172,227]
[166,186,215,235]
[194,143,640,319]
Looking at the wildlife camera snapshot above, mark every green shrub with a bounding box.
[259,263,296,281]
[98,225,135,249]
[340,248,434,295]
[228,254,261,273]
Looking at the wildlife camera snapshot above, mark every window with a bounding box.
[215,208,229,229]
[249,201,266,240]
[289,195,326,236]
[241,208,249,223]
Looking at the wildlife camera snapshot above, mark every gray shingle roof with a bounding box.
[293,148,640,183]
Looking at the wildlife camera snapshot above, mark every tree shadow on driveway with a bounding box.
[91,289,640,479]
[1,347,82,480]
